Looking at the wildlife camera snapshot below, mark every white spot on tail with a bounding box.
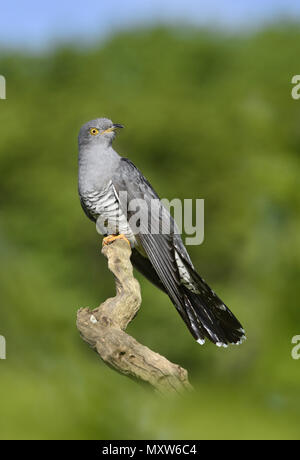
[231,335,247,345]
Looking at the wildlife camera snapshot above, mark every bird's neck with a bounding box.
[78,145,120,194]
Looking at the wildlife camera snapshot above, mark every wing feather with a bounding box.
[112,158,245,346]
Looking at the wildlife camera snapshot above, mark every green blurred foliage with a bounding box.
[0,24,300,439]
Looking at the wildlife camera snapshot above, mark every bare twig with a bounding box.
[76,239,192,395]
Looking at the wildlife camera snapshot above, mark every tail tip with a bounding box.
[231,334,247,346]
[196,334,246,348]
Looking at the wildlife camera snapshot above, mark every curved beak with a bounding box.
[101,124,124,135]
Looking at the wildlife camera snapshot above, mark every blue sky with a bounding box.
[1,0,300,49]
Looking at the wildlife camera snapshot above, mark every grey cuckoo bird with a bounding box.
[78,117,246,348]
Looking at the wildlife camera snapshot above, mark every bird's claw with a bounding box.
[102,234,131,247]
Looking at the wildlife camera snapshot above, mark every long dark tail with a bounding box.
[131,245,245,347]
[177,262,246,347]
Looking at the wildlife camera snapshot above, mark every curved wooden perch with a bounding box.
[76,239,192,395]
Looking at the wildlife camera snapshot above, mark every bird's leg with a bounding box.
[102,234,131,247]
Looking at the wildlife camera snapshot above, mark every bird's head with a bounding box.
[78,118,124,148]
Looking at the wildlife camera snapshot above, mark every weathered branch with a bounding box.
[76,239,192,395]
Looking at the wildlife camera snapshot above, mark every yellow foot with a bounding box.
[102,234,131,247]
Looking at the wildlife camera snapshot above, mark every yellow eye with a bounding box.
[89,128,99,136]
